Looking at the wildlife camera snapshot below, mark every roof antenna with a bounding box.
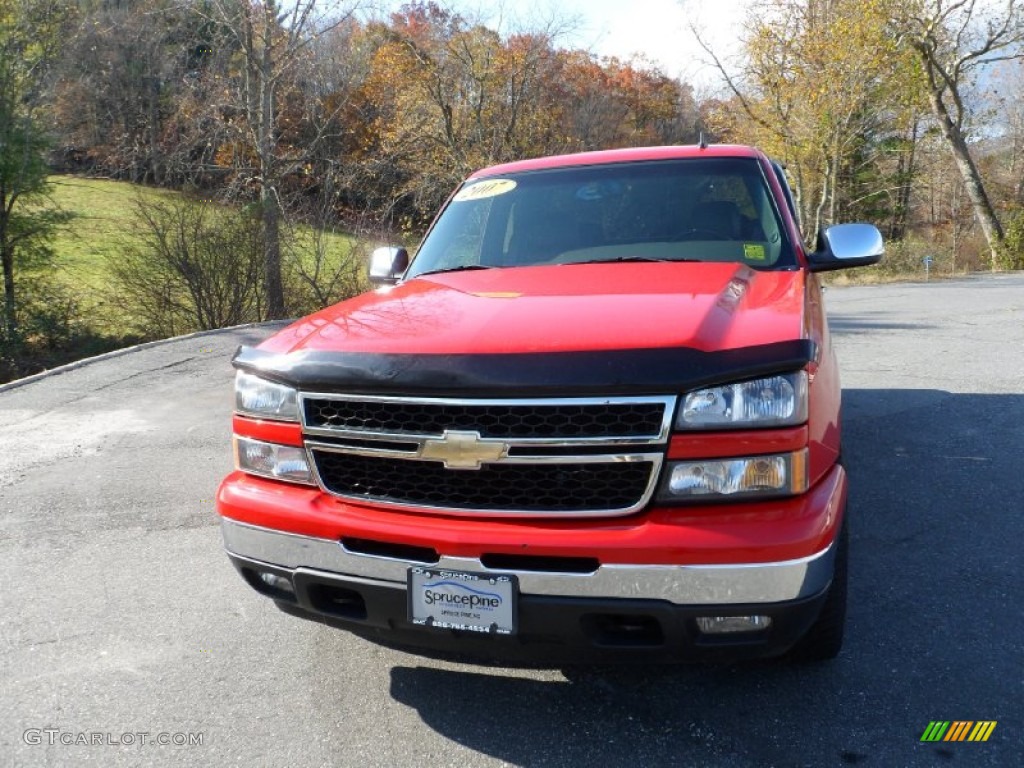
[698,132,708,150]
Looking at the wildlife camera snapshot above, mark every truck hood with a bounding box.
[240,262,812,396]
[259,262,807,357]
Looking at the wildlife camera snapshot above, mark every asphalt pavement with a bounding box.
[1,275,1022,767]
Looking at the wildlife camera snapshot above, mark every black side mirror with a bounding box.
[368,246,410,285]
[807,224,884,272]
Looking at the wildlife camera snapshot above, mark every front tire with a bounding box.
[788,517,848,662]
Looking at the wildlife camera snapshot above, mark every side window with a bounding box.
[685,171,783,265]
[427,197,492,270]
[453,200,491,264]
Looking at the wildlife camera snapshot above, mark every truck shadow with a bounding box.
[384,389,1023,767]
[827,312,930,333]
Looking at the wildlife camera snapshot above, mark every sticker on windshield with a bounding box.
[453,179,517,202]
[743,244,767,261]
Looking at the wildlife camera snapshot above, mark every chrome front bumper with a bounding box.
[220,517,836,605]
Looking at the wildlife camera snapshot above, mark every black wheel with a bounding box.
[788,517,848,662]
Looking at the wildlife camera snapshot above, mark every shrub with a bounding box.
[111,195,266,337]
[997,210,1024,271]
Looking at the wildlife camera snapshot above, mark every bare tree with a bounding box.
[196,0,359,319]
[897,0,1024,267]
[112,196,266,336]
[284,179,367,315]
[975,57,1024,205]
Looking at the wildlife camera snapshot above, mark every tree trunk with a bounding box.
[1,218,16,340]
[812,154,831,246]
[827,138,839,227]
[262,185,284,319]
[792,162,808,239]
[258,2,285,320]
[926,88,1004,268]
[891,119,918,241]
[0,183,15,338]
[148,74,162,185]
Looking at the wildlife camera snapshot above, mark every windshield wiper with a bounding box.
[564,257,700,265]
[415,264,495,277]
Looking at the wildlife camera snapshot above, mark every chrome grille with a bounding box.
[300,394,674,517]
[302,396,668,440]
[311,451,656,513]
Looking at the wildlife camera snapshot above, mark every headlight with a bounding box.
[235,371,299,421]
[676,372,807,430]
[657,450,807,501]
[234,436,315,485]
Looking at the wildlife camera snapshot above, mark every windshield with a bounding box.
[405,157,796,278]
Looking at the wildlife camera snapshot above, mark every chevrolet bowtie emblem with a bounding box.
[419,430,508,469]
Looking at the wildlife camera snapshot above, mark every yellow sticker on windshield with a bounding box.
[453,179,517,202]
[744,244,767,261]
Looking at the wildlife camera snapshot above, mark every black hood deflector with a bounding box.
[232,340,815,397]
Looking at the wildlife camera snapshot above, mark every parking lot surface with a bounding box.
[2,275,1021,767]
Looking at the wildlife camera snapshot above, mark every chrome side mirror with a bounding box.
[369,246,410,285]
[808,224,884,272]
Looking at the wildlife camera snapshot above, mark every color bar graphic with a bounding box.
[920,721,996,742]
[920,721,949,742]
[967,722,997,742]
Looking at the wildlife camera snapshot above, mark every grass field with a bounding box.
[42,175,366,336]
[44,177,189,336]
[3,176,370,382]
[47,176,178,296]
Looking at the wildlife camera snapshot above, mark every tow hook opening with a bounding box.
[307,583,368,620]
[582,613,665,647]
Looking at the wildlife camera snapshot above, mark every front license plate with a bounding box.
[408,567,517,635]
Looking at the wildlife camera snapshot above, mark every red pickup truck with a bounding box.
[217,144,882,663]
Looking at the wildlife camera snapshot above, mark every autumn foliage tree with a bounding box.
[698,0,925,243]
[352,5,559,225]
[351,2,701,229]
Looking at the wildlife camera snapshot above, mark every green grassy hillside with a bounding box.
[2,176,367,383]
[43,176,365,335]
[47,177,179,296]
